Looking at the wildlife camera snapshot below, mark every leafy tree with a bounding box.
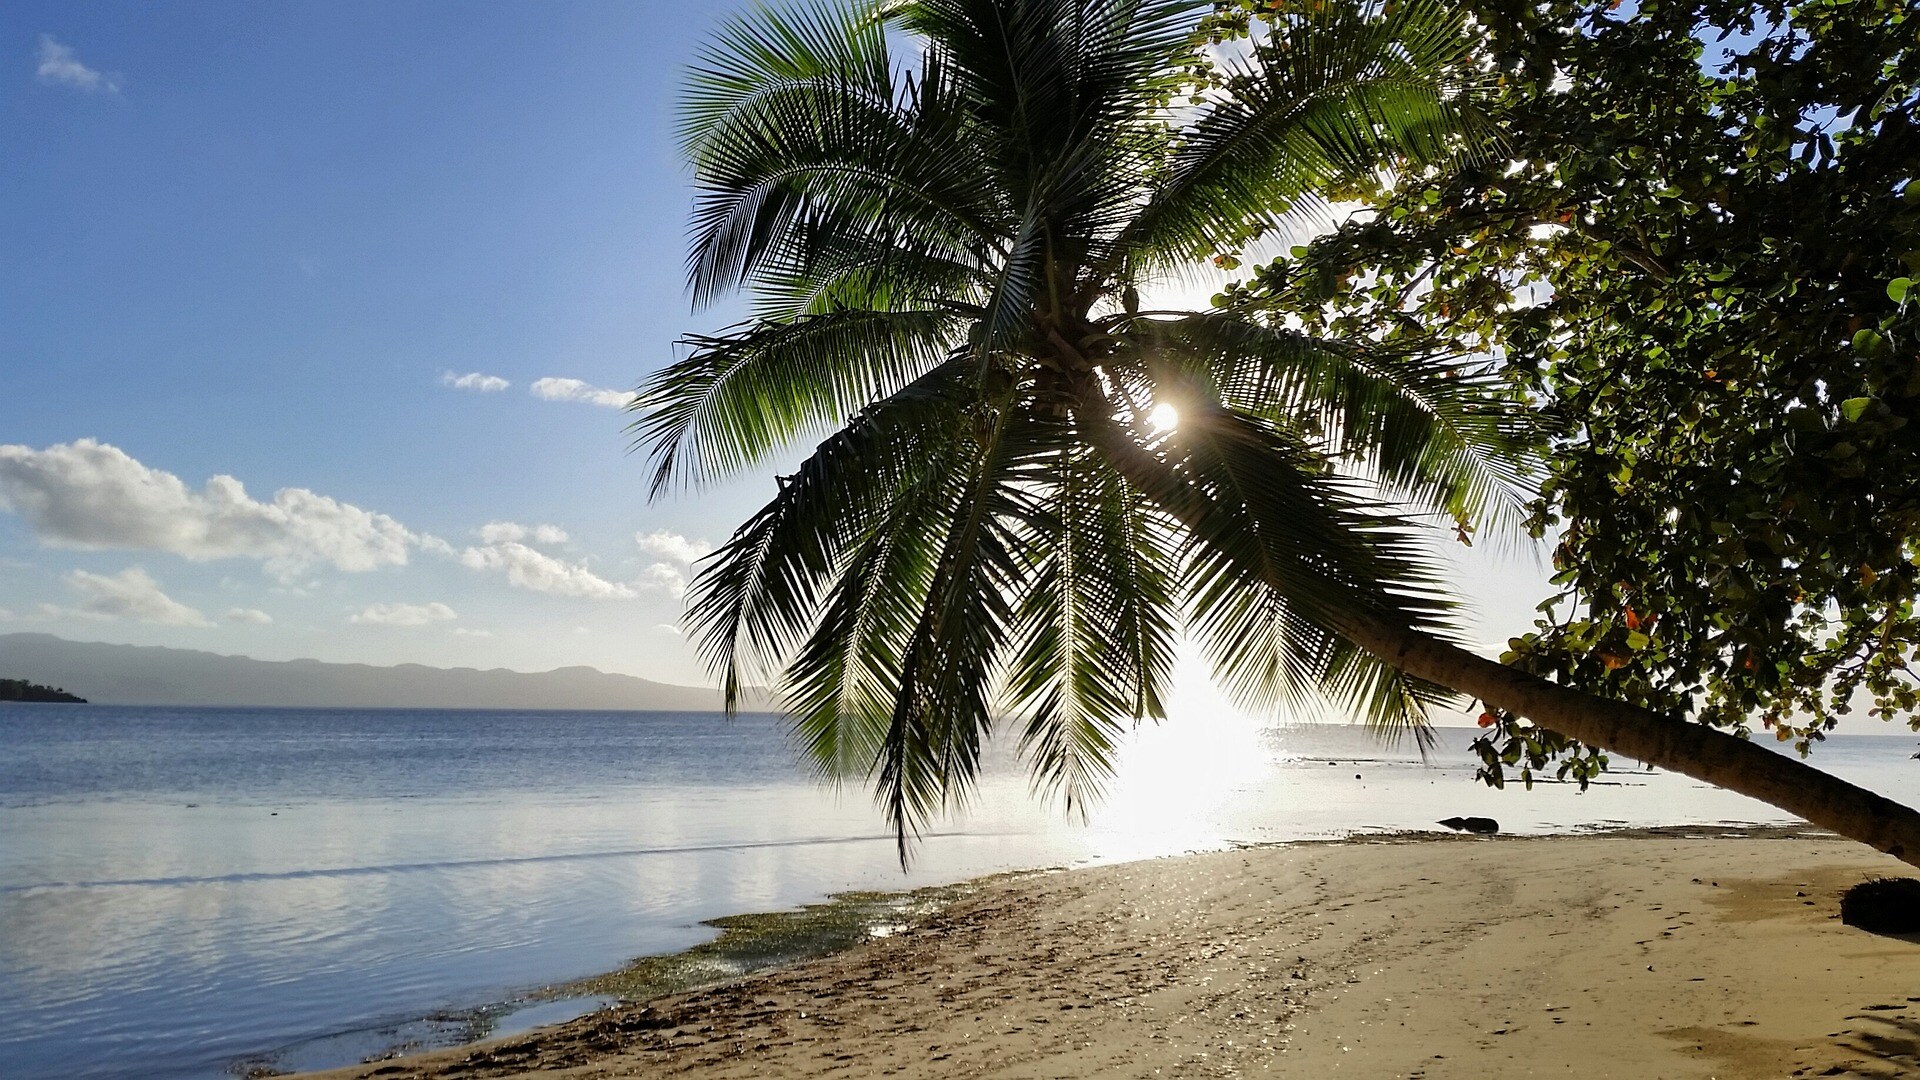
[1222,0,1920,792]
[637,0,1920,863]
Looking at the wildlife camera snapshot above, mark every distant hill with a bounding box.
[0,633,762,711]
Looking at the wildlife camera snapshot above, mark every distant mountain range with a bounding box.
[0,633,765,711]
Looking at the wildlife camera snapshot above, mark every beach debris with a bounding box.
[1839,877,1920,933]
[1436,816,1500,835]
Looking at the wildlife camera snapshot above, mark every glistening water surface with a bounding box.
[4,705,1917,1079]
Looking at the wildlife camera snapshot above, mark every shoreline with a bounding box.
[246,870,1056,1075]
[262,824,1805,1073]
[286,825,1920,1079]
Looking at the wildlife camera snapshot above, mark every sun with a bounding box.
[1146,402,1179,434]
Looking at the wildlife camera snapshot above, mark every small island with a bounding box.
[0,678,87,704]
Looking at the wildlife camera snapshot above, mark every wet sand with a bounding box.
[297,831,1920,1079]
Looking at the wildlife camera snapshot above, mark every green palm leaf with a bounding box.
[1083,394,1459,743]
[683,357,977,708]
[684,5,1007,309]
[632,308,960,494]
[1005,429,1179,812]
[1121,311,1539,535]
[1120,0,1490,272]
[876,386,1041,856]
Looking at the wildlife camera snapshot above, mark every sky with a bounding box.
[0,2,1550,695]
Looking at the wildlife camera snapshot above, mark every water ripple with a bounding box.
[0,828,1016,894]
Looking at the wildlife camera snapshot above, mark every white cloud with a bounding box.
[63,568,210,626]
[452,626,493,637]
[441,370,510,393]
[634,529,711,565]
[0,440,427,578]
[477,521,568,546]
[36,36,119,95]
[349,601,457,627]
[639,561,687,594]
[477,521,525,544]
[459,542,639,599]
[456,535,685,600]
[529,377,634,409]
[653,623,682,636]
[223,607,273,625]
[628,531,706,597]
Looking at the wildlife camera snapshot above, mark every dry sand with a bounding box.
[299,831,1920,1079]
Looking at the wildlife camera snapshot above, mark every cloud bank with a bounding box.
[0,440,430,578]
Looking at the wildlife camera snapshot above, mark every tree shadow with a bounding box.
[1831,1009,1920,1076]
[1851,927,1920,945]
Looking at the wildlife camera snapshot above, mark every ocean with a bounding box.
[3,704,1917,1080]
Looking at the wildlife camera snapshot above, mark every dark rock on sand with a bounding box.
[1437,816,1500,835]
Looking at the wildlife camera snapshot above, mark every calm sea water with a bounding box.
[4,705,1919,1080]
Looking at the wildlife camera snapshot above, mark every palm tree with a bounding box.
[636,0,1920,865]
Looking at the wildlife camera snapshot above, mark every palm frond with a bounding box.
[1004,430,1179,812]
[633,309,960,494]
[682,358,977,709]
[1079,389,1460,741]
[1120,0,1489,273]
[681,0,893,155]
[885,0,1204,284]
[783,438,960,780]
[684,6,1007,308]
[888,0,1201,181]
[750,233,988,319]
[1119,312,1540,536]
[876,389,1042,858]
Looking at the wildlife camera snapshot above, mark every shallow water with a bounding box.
[2,705,1917,1079]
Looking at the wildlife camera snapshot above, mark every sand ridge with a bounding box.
[295,834,1920,1079]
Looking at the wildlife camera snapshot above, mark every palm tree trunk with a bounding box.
[1080,406,1920,868]
[1338,614,1920,869]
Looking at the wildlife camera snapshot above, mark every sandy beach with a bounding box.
[297,830,1920,1080]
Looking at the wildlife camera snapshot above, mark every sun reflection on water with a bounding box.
[1085,668,1277,862]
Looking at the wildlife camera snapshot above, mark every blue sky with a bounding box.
[0,2,1547,695]
[0,2,791,684]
